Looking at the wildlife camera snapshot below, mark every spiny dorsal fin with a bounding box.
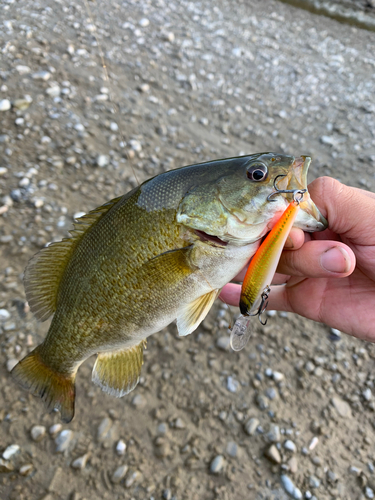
[24,196,122,321]
[177,289,219,337]
[92,341,147,398]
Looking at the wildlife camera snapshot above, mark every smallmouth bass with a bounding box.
[12,153,327,422]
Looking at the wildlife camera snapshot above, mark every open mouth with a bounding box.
[195,230,228,246]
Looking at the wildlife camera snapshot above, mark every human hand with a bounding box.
[220,177,375,341]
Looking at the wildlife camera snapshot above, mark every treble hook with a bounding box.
[267,174,307,204]
[249,286,270,325]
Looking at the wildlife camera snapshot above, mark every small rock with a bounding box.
[125,470,142,488]
[30,425,46,442]
[162,489,172,500]
[138,83,150,93]
[73,211,86,220]
[32,70,51,81]
[97,417,112,441]
[13,97,32,110]
[244,417,259,436]
[110,122,118,132]
[216,336,230,351]
[96,154,110,168]
[227,376,239,393]
[264,444,281,464]
[19,464,33,476]
[309,475,320,488]
[210,455,225,474]
[71,453,89,470]
[2,445,20,460]
[157,423,168,435]
[6,359,18,372]
[281,475,302,499]
[139,18,150,27]
[129,139,142,152]
[266,424,280,442]
[0,309,11,321]
[55,430,74,453]
[49,424,62,437]
[363,388,372,401]
[309,437,319,451]
[288,456,298,474]
[273,371,284,382]
[16,65,31,74]
[366,487,375,499]
[0,99,11,111]
[116,439,126,456]
[46,85,61,97]
[0,458,14,473]
[111,464,128,483]
[226,441,238,458]
[174,417,186,429]
[332,397,352,418]
[265,387,278,400]
[284,440,297,453]
[132,394,146,408]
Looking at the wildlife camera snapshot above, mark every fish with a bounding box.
[11,152,327,422]
[230,200,301,351]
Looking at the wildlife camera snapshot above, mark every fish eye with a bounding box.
[246,163,268,182]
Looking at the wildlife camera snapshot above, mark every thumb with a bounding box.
[307,177,375,245]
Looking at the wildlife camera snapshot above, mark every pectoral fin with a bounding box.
[92,341,146,398]
[177,289,219,337]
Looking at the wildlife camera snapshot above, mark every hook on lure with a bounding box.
[267,174,307,204]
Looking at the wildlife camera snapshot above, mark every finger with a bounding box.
[284,227,306,249]
[277,240,356,277]
[308,177,375,244]
[219,283,241,306]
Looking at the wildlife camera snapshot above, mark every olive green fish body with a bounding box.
[12,153,327,421]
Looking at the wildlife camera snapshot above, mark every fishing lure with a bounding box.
[230,187,305,351]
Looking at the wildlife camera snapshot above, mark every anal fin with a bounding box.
[92,341,146,398]
[177,289,219,337]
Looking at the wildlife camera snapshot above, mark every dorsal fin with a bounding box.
[24,196,122,321]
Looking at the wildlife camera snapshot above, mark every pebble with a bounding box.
[6,359,18,372]
[46,85,61,97]
[265,387,277,400]
[227,376,240,393]
[125,470,142,488]
[71,453,89,470]
[273,371,285,382]
[244,418,259,436]
[116,439,126,455]
[32,70,51,81]
[55,430,74,453]
[2,445,20,460]
[281,475,302,499]
[331,397,352,418]
[129,139,142,152]
[210,455,225,474]
[0,167,8,176]
[15,65,31,74]
[284,440,297,453]
[97,417,112,440]
[74,211,86,220]
[366,487,375,499]
[13,97,32,110]
[309,475,320,488]
[19,464,33,476]
[96,154,110,167]
[264,444,281,464]
[174,417,186,429]
[288,456,298,474]
[267,424,281,442]
[132,394,146,408]
[0,99,11,111]
[139,18,150,27]
[0,309,11,321]
[216,336,230,351]
[309,437,319,451]
[111,464,128,483]
[30,425,46,442]
[49,424,62,437]
[0,458,14,473]
[363,388,372,401]
[226,441,238,458]
[157,423,168,435]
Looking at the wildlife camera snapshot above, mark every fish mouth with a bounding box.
[194,230,228,247]
[276,156,328,231]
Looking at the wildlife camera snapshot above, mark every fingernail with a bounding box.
[284,236,294,249]
[320,247,351,273]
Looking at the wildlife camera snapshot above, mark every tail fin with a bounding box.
[11,346,76,423]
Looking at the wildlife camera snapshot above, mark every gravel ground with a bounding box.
[1,0,375,499]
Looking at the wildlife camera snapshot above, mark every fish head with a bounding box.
[177,153,327,245]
